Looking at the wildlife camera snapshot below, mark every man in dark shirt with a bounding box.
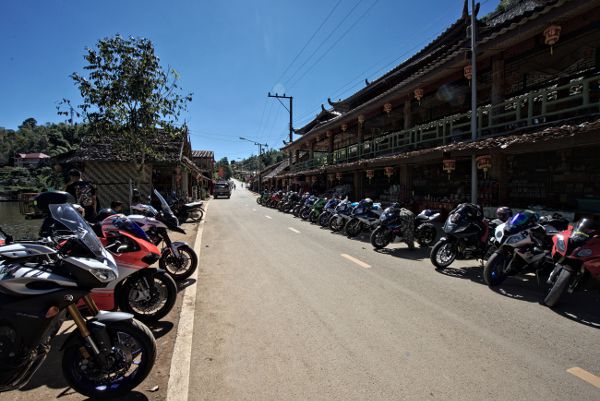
[65,169,97,221]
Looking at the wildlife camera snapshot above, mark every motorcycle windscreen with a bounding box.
[49,204,105,258]
[112,217,152,242]
[154,190,179,220]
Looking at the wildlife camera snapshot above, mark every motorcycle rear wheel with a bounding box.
[430,240,457,270]
[62,319,156,399]
[345,218,362,238]
[309,211,319,223]
[483,252,509,287]
[370,226,391,249]
[544,269,572,307]
[160,245,198,281]
[300,208,311,220]
[188,209,204,222]
[119,273,177,322]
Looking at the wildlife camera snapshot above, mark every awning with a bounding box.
[264,159,290,180]
[182,156,212,183]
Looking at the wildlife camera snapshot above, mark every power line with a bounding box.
[273,0,343,86]
[288,0,380,90]
[283,0,362,87]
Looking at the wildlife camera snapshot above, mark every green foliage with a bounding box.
[60,34,192,166]
[215,157,233,180]
[0,165,62,193]
[236,149,285,174]
[0,119,84,165]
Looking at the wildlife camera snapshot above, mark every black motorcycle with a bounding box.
[169,194,204,222]
[430,203,493,270]
[0,203,156,399]
[371,204,437,249]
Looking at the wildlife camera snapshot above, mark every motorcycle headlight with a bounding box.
[556,237,565,252]
[506,233,525,245]
[90,268,117,283]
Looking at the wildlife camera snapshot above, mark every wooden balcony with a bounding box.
[290,73,600,173]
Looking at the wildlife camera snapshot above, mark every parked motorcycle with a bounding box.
[0,204,156,398]
[371,203,420,249]
[293,193,311,217]
[414,209,441,247]
[430,203,492,270]
[345,199,383,238]
[299,195,318,220]
[129,190,198,280]
[329,198,359,232]
[169,194,204,222]
[94,213,178,322]
[484,211,568,287]
[544,218,600,307]
[308,197,328,223]
[318,198,340,227]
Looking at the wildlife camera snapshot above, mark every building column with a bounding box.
[491,55,505,106]
[492,154,508,205]
[353,170,362,200]
[309,139,315,160]
[357,122,364,157]
[403,100,412,129]
[327,131,334,164]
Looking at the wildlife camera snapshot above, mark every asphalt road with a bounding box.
[189,181,599,401]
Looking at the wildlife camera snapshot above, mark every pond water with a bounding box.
[0,202,41,240]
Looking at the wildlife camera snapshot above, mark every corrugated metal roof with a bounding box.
[192,150,214,158]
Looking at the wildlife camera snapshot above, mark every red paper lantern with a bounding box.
[543,24,561,55]
[476,155,492,172]
[464,64,472,82]
[366,169,375,181]
[443,159,456,175]
[358,115,365,126]
[414,88,424,105]
[384,166,394,178]
[335,172,342,181]
[383,103,392,115]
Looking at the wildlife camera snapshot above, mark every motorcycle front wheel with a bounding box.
[119,273,177,322]
[430,240,457,270]
[309,210,319,223]
[159,245,198,281]
[483,252,509,287]
[62,319,156,399]
[415,223,436,247]
[318,212,331,227]
[330,216,343,232]
[544,269,572,307]
[300,208,311,220]
[370,226,392,249]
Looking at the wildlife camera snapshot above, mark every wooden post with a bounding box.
[327,131,334,164]
[491,55,505,106]
[353,170,362,200]
[309,139,315,160]
[357,122,363,158]
[403,100,412,130]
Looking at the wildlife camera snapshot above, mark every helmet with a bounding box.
[572,218,596,243]
[495,206,513,222]
[132,188,141,202]
[96,208,117,222]
[33,191,76,213]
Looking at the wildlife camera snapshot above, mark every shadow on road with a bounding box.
[373,246,429,261]
[437,264,600,329]
[177,278,196,292]
[146,320,174,339]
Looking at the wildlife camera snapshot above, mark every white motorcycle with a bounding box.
[129,190,198,281]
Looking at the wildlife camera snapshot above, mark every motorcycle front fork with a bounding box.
[67,296,102,357]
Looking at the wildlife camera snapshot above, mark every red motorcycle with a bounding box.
[545,218,600,307]
[86,214,178,322]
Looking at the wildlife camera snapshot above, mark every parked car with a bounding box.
[214,182,231,198]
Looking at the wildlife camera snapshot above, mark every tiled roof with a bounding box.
[191,150,214,158]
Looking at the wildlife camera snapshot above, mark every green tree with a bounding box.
[61,34,192,168]
[215,157,233,180]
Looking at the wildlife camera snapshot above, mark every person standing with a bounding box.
[65,169,97,221]
[399,207,416,250]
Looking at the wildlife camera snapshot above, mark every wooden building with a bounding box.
[53,129,205,208]
[279,0,600,217]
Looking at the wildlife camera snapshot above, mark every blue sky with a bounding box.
[0,0,497,161]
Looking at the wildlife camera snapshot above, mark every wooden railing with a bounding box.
[290,74,600,172]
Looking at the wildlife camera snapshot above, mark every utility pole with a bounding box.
[240,137,268,193]
[470,0,479,205]
[267,92,294,144]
